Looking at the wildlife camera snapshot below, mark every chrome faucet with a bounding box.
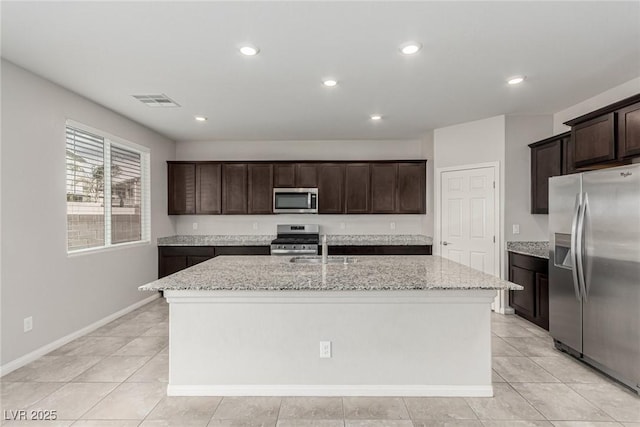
[322,234,328,264]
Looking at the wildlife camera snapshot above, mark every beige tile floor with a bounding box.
[2,297,639,427]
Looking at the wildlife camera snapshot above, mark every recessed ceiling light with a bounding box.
[194,116,208,122]
[370,114,382,121]
[239,45,259,56]
[323,79,338,87]
[507,76,526,85]
[400,42,422,55]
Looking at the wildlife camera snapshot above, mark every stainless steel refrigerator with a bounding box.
[549,163,640,393]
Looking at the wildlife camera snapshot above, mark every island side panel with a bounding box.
[165,290,496,397]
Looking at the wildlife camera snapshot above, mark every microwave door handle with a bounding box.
[576,192,588,301]
[308,192,311,208]
[570,193,582,301]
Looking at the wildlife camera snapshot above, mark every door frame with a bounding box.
[435,161,508,314]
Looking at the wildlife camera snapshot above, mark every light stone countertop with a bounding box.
[157,234,433,246]
[506,241,549,259]
[139,255,521,291]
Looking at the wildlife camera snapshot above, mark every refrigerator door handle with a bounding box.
[576,192,588,301]
[570,193,583,301]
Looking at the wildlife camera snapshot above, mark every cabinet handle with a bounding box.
[442,241,450,246]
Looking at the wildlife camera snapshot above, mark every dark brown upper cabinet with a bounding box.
[248,163,273,214]
[222,163,248,214]
[371,163,397,213]
[296,163,318,187]
[168,160,427,216]
[572,113,616,168]
[618,102,640,159]
[564,93,640,169]
[195,163,221,214]
[397,162,426,214]
[344,163,370,213]
[317,163,344,214]
[274,163,296,187]
[530,134,566,215]
[168,163,196,214]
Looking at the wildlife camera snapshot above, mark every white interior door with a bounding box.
[440,167,496,275]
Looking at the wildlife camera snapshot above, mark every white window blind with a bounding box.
[66,122,150,253]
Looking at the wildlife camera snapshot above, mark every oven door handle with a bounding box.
[270,249,318,255]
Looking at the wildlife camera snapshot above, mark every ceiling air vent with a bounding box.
[132,94,180,108]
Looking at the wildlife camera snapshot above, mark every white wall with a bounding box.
[504,115,553,242]
[1,60,176,367]
[175,138,433,236]
[433,115,506,279]
[553,76,640,134]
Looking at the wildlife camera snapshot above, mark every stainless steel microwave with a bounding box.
[273,188,318,213]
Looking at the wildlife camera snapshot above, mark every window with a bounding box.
[66,121,150,253]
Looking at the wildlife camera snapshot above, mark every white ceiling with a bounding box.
[2,1,639,142]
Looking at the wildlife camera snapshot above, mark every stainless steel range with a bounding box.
[270,224,319,255]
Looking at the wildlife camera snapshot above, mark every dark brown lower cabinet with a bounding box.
[158,245,432,278]
[328,245,432,256]
[508,252,549,330]
[158,247,215,278]
[158,246,270,278]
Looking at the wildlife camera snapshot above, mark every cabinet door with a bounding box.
[222,164,248,214]
[159,255,188,278]
[168,163,195,214]
[274,164,295,187]
[531,140,562,214]
[572,113,616,167]
[248,164,273,214]
[296,163,318,187]
[536,273,549,330]
[318,163,344,214]
[509,265,536,319]
[371,163,397,213]
[196,163,221,214]
[618,102,640,159]
[397,162,426,214]
[345,163,370,213]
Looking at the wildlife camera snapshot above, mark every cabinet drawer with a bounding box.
[214,246,270,256]
[509,252,548,272]
[159,246,215,257]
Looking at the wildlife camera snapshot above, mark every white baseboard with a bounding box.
[167,384,494,397]
[0,293,161,377]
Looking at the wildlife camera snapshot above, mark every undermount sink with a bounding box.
[290,256,357,264]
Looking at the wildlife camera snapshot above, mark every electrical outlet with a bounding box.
[192,222,198,230]
[390,222,396,230]
[252,222,258,230]
[512,224,520,235]
[319,341,331,358]
[24,316,33,333]
[340,222,346,230]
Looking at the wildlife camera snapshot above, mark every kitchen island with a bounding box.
[140,255,521,397]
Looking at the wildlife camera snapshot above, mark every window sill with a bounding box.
[67,240,151,258]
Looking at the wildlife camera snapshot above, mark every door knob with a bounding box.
[442,241,450,245]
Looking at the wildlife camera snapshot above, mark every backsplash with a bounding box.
[174,214,432,236]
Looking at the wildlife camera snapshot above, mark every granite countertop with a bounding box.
[139,255,521,292]
[157,234,433,246]
[507,241,549,259]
